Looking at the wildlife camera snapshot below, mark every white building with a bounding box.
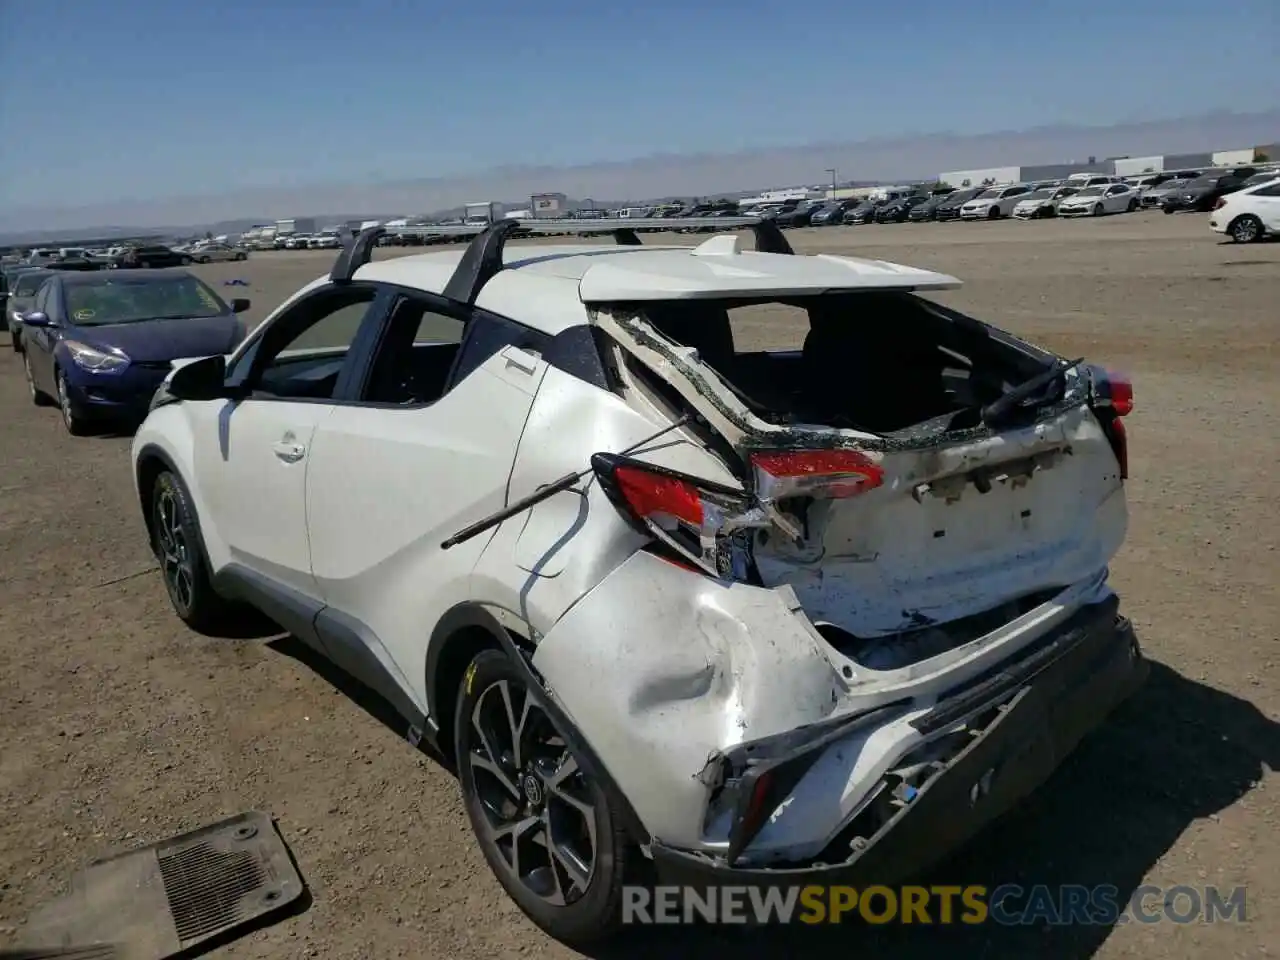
[938,166,1022,189]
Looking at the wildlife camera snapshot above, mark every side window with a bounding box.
[361,294,468,405]
[242,286,378,401]
[1255,183,1280,197]
[450,310,549,388]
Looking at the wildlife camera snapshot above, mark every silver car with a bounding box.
[188,243,249,263]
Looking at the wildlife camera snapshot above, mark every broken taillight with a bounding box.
[591,452,756,578]
[750,449,886,501]
[1087,367,1133,479]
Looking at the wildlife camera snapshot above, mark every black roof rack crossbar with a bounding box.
[330,225,387,283]
[436,215,791,304]
[441,218,525,304]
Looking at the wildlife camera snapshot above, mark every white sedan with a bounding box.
[1209,175,1280,242]
[1057,183,1141,217]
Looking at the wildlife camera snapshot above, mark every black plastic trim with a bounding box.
[212,562,325,649]
[330,226,387,283]
[751,218,794,255]
[314,606,427,728]
[442,220,525,305]
[425,602,652,844]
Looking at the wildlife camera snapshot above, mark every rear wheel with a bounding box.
[1127,198,1139,212]
[25,352,52,405]
[11,330,22,352]
[235,251,247,260]
[455,649,634,945]
[1229,214,1264,243]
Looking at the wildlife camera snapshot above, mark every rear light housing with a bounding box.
[749,449,885,501]
[1212,197,1227,210]
[591,453,756,579]
[1085,366,1133,479]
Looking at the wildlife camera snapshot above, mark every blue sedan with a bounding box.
[19,269,250,434]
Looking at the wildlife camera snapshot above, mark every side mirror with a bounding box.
[231,297,251,314]
[167,354,235,402]
[20,311,53,328]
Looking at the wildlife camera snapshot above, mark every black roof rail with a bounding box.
[439,214,791,305]
[441,218,525,304]
[330,225,386,284]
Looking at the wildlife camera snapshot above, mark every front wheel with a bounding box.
[1127,198,1138,212]
[150,470,238,633]
[11,330,22,352]
[181,256,193,266]
[1092,203,1105,217]
[987,206,1001,220]
[1229,214,1264,243]
[56,368,91,435]
[235,251,247,261]
[455,650,634,945]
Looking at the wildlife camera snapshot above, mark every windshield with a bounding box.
[13,273,50,297]
[1075,187,1104,197]
[1026,189,1053,200]
[975,189,1001,200]
[65,275,228,326]
[1184,176,1216,189]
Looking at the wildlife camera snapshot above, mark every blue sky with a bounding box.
[1,0,1276,217]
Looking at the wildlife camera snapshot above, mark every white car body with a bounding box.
[1011,185,1081,219]
[959,184,1033,219]
[131,218,1144,942]
[1208,176,1280,241]
[283,234,312,249]
[1057,182,1141,217]
[310,232,343,249]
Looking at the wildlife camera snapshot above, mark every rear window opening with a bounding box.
[636,292,1056,438]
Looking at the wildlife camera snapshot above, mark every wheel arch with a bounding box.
[426,602,651,845]
[133,442,216,577]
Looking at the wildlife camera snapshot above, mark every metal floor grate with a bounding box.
[157,841,268,944]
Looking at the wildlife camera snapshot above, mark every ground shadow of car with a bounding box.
[265,635,1275,959]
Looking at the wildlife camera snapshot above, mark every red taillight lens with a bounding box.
[1213,197,1227,210]
[750,449,885,500]
[1086,366,1133,480]
[1089,368,1134,417]
[613,465,703,526]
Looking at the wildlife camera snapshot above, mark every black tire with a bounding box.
[11,330,21,352]
[181,256,193,266]
[56,368,91,436]
[987,206,1000,220]
[24,351,52,405]
[150,470,237,633]
[1163,206,1176,215]
[1229,214,1264,244]
[235,251,247,261]
[455,649,635,945]
[1127,198,1139,212]
[1092,203,1105,217]
[196,256,210,264]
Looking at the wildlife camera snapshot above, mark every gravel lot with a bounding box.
[1,214,1276,959]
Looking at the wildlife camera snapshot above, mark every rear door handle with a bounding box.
[272,440,306,463]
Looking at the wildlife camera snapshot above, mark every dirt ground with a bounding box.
[0,214,1276,959]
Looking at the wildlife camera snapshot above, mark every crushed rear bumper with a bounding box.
[652,601,1146,889]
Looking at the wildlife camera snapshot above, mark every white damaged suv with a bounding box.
[131,218,1145,943]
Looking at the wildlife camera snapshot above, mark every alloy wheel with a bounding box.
[1231,217,1260,243]
[466,677,597,906]
[154,486,194,611]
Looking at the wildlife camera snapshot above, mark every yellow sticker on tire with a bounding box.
[464,661,478,696]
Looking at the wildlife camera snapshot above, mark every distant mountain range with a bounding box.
[2,108,1277,243]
